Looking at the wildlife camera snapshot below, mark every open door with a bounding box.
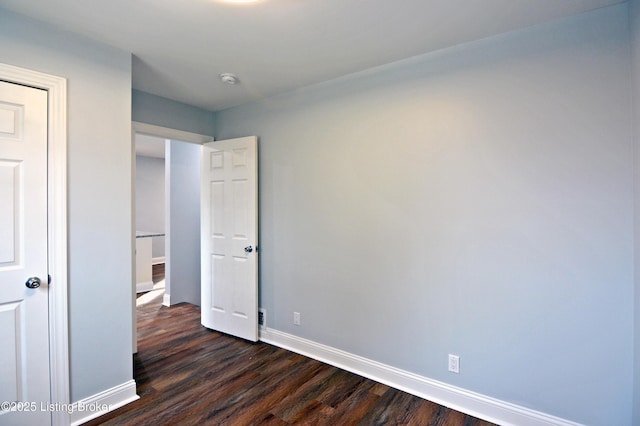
[201,136,258,341]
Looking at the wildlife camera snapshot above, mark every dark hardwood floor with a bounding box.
[88,266,495,425]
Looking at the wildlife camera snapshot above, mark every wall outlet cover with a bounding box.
[448,354,460,374]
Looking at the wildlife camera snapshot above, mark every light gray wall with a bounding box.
[630,1,640,425]
[0,9,133,401]
[135,155,165,258]
[165,140,201,306]
[215,5,633,425]
[133,89,215,137]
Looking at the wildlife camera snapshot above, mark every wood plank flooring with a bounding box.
[87,267,495,425]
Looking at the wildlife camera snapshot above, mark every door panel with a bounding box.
[0,300,22,402]
[0,161,21,266]
[0,80,51,425]
[0,101,23,139]
[201,136,258,341]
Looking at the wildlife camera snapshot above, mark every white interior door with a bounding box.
[201,136,258,341]
[0,81,51,425]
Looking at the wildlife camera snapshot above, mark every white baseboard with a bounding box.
[259,328,583,426]
[152,256,165,265]
[69,380,139,426]
[162,293,171,307]
[136,281,153,293]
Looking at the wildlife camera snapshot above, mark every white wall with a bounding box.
[215,5,633,425]
[629,1,640,425]
[133,89,215,137]
[0,9,133,401]
[165,140,201,306]
[135,155,165,259]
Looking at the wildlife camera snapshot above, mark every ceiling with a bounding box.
[0,0,625,112]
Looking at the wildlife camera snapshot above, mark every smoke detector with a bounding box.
[219,73,240,85]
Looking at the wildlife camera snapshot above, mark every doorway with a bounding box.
[131,122,213,351]
[134,133,166,298]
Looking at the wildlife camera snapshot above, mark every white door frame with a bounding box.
[131,122,213,352]
[0,63,69,425]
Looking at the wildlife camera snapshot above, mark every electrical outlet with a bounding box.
[448,354,460,373]
[293,311,301,326]
[258,308,266,329]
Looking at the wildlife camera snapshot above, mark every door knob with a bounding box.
[25,277,41,289]
[244,245,253,253]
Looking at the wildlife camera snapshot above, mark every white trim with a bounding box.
[152,256,165,265]
[133,121,214,144]
[0,63,70,426]
[162,293,171,307]
[259,328,584,426]
[136,281,154,293]
[69,380,139,426]
[131,127,137,355]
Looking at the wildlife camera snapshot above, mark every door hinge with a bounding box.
[48,274,52,285]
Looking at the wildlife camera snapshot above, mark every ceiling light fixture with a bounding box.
[219,73,240,85]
